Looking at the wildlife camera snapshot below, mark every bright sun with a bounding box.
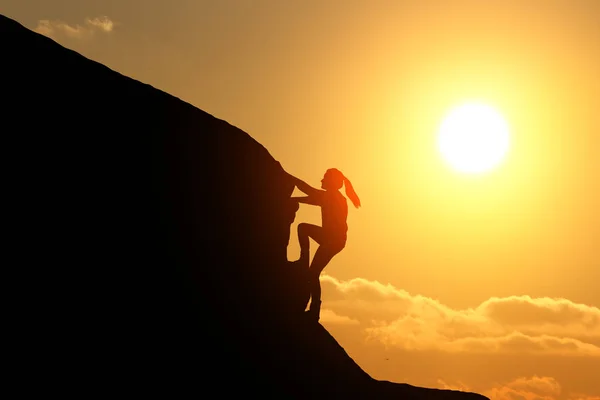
[438,102,510,174]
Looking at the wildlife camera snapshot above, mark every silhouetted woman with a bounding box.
[289,168,361,321]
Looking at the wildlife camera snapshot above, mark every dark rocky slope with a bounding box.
[2,14,487,399]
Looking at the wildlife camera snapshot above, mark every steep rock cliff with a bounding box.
[2,14,487,399]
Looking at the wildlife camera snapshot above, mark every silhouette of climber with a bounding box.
[288,168,361,321]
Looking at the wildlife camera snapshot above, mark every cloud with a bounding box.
[439,376,600,400]
[85,17,115,33]
[319,275,600,356]
[319,308,359,325]
[34,16,115,40]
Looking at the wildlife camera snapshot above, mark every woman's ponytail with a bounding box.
[342,175,361,209]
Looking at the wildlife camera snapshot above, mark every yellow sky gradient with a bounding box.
[4,1,598,398]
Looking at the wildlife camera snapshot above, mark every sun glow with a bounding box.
[438,103,510,174]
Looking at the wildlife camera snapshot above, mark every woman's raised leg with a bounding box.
[297,223,323,267]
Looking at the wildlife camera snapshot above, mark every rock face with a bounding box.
[2,14,487,399]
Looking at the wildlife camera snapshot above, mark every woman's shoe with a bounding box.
[306,300,321,322]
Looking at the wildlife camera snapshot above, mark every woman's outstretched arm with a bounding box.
[290,175,321,197]
[287,174,324,206]
[280,164,324,203]
[292,196,321,206]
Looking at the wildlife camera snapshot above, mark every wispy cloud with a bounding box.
[320,308,359,325]
[320,275,600,356]
[35,16,115,40]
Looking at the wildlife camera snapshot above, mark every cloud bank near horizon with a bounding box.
[319,274,600,357]
[439,375,600,400]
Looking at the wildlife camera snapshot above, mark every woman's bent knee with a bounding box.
[298,223,323,244]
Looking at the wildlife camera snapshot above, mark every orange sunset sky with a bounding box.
[4,1,598,398]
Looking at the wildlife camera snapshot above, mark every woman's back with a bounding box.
[321,190,348,238]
